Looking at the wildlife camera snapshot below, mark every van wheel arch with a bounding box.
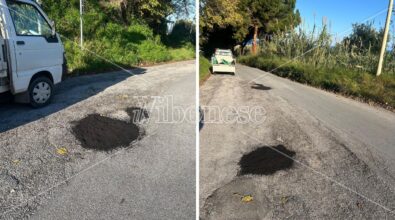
[30,71,54,85]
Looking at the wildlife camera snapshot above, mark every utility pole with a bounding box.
[80,0,84,48]
[377,0,393,76]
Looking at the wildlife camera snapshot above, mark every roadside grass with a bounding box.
[239,55,395,109]
[168,43,196,61]
[64,31,195,75]
[64,41,195,75]
[200,55,212,83]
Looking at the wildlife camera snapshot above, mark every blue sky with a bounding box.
[296,0,392,42]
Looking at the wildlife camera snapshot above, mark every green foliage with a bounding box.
[39,0,194,74]
[169,43,196,61]
[200,0,248,54]
[137,36,170,64]
[173,0,195,18]
[199,55,212,81]
[200,0,301,54]
[117,0,173,36]
[238,0,301,34]
[255,21,394,74]
[343,23,385,54]
[167,20,196,47]
[112,0,194,36]
[200,0,246,37]
[63,22,194,74]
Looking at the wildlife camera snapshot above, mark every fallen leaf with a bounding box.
[56,148,68,156]
[280,196,289,205]
[118,94,129,100]
[241,195,253,203]
[276,137,284,142]
[356,201,363,209]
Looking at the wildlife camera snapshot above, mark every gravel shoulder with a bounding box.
[199,67,395,219]
[0,61,196,219]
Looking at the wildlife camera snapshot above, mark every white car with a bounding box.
[211,49,236,74]
[0,0,66,107]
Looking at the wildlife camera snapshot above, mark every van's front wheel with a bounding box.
[29,77,53,108]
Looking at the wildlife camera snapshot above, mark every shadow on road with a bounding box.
[0,68,146,133]
[213,72,235,76]
[251,83,272,91]
[199,107,204,131]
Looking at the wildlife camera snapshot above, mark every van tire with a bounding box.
[28,77,53,108]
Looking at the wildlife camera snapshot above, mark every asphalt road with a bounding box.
[200,64,395,219]
[0,61,196,219]
[237,64,395,175]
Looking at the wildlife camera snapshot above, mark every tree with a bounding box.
[200,0,246,42]
[119,0,173,36]
[200,0,301,55]
[343,23,386,55]
[200,0,244,30]
[118,0,194,36]
[238,0,301,54]
[173,0,195,19]
[167,20,196,47]
[41,0,193,39]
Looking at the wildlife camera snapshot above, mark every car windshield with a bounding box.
[7,1,52,37]
[216,51,232,56]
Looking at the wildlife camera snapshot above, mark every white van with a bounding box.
[211,49,236,74]
[0,0,66,107]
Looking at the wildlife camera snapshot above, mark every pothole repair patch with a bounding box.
[72,108,148,151]
[239,145,296,175]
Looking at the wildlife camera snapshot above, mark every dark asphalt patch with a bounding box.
[251,83,271,91]
[126,107,149,123]
[0,91,13,104]
[239,145,295,175]
[72,114,142,151]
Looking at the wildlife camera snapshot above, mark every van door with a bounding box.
[0,35,9,93]
[6,1,62,79]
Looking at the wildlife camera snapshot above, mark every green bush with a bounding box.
[169,43,195,61]
[41,0,195,75]
[200,55,211,81]
[167,20,196,47]
[62,21,194,74]
[137,36,170,64]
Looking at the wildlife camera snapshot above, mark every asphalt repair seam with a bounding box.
[239,145,296,175]
[72,107,148,151]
